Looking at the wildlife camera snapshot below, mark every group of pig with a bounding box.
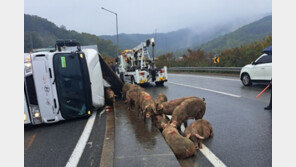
[122,83,214,159]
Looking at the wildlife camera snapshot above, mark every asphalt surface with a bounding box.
[24,109,106,167]
[24,73,271,167]
[144,73,271,167]
[114,101,180,167]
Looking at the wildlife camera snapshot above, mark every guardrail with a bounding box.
[168,67,242,73]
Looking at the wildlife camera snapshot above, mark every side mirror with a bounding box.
[252,61,256,65]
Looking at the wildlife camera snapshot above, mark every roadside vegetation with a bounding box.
[156,36,272,68]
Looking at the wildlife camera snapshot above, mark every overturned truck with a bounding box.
[24,40,123,125]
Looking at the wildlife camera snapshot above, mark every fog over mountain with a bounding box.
[24,0,272,35]
[100,13,271,55]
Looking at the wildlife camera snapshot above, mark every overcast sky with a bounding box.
[24,0,271,35]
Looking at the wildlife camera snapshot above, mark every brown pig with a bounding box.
[122,83,133,99]
[184,119,213,149]
[154,114,170,132]
[122,83,143,100]
[137,91,157,122]
[162,124,196,159]
[156,96,196,115]
[125,87,143,111]
[155,93,168,105]
[170,97,206,131]
[104,87,115,112]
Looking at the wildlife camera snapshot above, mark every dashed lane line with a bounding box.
[200,144,227,167]
[168,81,241,98]
[65,111,97,167]
[24,134,36,152]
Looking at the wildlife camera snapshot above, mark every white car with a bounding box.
[240,53,272,86]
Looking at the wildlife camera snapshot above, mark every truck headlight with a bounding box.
[30,105,42,124]
[24,54,32,75]
[31,106,40,118]
[24,113,27,122]
[34,112,40,118]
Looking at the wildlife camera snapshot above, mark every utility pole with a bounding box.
[101,7,119,57]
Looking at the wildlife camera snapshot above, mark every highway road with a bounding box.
[24,73,271,167]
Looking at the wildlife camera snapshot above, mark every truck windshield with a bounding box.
[53,53,89,119]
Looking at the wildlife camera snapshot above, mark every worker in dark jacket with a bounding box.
[264,80,272,110]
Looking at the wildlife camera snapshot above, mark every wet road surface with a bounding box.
[144,73,272,167]
[24,109,106,167]
[24,73,271,167]
[114,101,180,167]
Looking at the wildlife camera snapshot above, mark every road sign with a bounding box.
[213,57,220,64]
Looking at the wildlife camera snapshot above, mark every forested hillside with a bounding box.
[24,14,118,57]
[156,36,272,68]
[100,15,271,56]
[199,15,272,53]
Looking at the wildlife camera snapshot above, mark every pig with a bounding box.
[154,114,170,132]
[104,87,115,112]
[155,93,168,105]
[156,96,196,115]
[170,97,206,131]
[125,87,143,111]
[122,83,143,100]
[162,124,196,159]
[184,119,213,149]
[122,83,133,99]
[137,91,157,122]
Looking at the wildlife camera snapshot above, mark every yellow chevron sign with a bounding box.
[213,57,220,64]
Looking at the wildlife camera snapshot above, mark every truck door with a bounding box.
[31,55,56,121]
[53,53,92,119]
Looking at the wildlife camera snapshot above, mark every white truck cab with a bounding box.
[24,40,122,125]
[240,53,272,86]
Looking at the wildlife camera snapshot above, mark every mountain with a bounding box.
[100,14,271,56]
[199,15,272,53]
[24,14,118,57]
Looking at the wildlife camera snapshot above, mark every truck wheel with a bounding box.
[120,72,125,83]
[155,81,164,86]
[241,73,252,86]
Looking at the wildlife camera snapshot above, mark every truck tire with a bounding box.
[155,81,164,86]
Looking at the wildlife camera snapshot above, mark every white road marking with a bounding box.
[169,73,240,82]
[168,81,241,98]
[65,111,97,167]
[200,144,227,167]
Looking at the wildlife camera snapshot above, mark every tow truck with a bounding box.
[116,38,168,86]
[24,40,123,125]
